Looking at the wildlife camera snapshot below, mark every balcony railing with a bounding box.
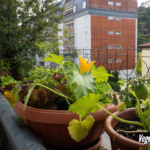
[64,0,74,9]
[64,41,74,47]
[66,28,74,34]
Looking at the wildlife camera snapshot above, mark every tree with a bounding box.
[138,1,150,45]
[0,0,68,62]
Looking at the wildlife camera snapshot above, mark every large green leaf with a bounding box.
[92,66,113,83]
[67,93,101,119]
[68,115,95,142]
[67,64,97,100]
[43,53,63,66]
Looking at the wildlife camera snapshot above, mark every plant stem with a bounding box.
[37,84,74,102]
[54,88,71,106]
[61,65,74,101]
[137,98,148,129]
[98,104,144,127]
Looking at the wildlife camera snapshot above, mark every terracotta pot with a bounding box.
[105,108,145,150]
[44,136,102,150]
[15,100,121,148]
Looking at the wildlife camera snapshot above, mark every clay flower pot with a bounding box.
[105,108,145,150]
[14,100,121,148]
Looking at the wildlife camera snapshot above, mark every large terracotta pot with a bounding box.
[14,100,121,148]
[105,108,145,150]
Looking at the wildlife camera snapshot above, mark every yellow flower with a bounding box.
[79,56,95,74]
[136,53,143,75]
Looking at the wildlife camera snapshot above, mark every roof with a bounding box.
[138,43,150,48]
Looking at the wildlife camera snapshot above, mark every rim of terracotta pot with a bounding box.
[105,107,145,148]
[14,100,121,124]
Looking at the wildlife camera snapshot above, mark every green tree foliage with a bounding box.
[0,0,68,62]
[138,1,150,45]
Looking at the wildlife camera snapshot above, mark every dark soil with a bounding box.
[114,118,150,143]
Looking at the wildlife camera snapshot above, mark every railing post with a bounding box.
[127,49,129,81]
[106,49,108,71]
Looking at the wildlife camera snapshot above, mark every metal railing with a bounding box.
[36,48,150,81]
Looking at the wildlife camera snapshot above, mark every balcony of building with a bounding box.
[64,23,74,34]
[64,0,74,10]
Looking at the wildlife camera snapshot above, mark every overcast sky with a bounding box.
[138,0,147,6]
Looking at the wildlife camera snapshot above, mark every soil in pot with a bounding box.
[114,118,149,143]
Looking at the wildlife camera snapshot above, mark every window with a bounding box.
[116,45,121,49]
[85,16,88,28]
[108,1,114,5]
[75,34,77,44]
[108,16,114,20]
[116,2,121,6]
[116,59,121,63]
[108,59,114,63]
[85,32,88,44]
[116,31,121,35]
[73,6,76,13]
[108,45,114,49]
[83,1,86,9]
[116,17,121,21]
[108,31,114,34]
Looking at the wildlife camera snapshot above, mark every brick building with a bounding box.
[58,0,138,77]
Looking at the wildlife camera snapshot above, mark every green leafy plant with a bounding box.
[0,59,11,76]
[16,53,116,142]
[0,75,22,94]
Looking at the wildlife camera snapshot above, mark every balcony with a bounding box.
[66,28,74,34]
[64,0,74,9]
[64,41,74,47]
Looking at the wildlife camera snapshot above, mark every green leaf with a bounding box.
[91,64,96,72]
[67,93,101,119]
[129,90,137,98]
[119,102,126,111]
[43,53,63,66]
[67,64,97,100]
[68,115,95,142]
[118,79,127,91]
[92,66,113,83]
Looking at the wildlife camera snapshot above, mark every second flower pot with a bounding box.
[105,108,145,150]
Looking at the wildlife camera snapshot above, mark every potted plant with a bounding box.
[48,52,150,150]
[0,75,22,106]
[14,53,121,148]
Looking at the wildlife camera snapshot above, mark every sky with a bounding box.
[138,0,147,6]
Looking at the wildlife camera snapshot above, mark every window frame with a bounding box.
[108,16,114,20]
[108,31,114,34]
[108,45,114,49]
[83,1,86,9]
[73,5,77,13]
[108,59,114,63]
[116,45,121,49]
[116,31,121,35]
[116,17,121,21]
[116,2,121,6]
[116,59,121,63]
[108,1,114,5]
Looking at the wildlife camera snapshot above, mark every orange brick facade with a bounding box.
[88,0,138,12]
[91,15,136,70]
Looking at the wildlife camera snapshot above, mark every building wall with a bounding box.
[142,49,150,76]
[74,14,91,59]
[91,15,136,70]
[88,0,138,12]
